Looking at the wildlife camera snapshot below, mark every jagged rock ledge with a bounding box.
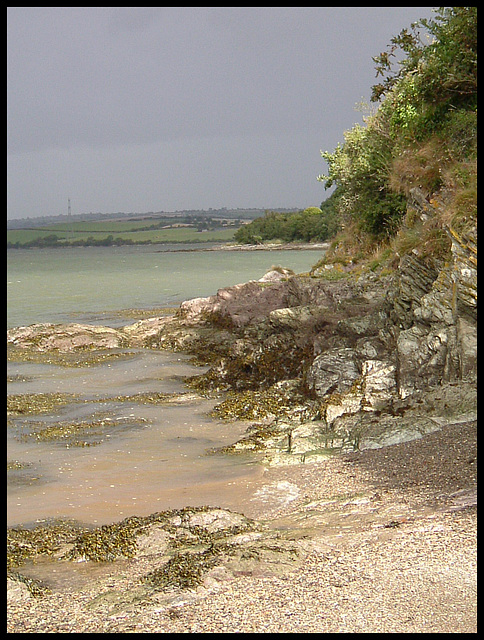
[7,213,477,462]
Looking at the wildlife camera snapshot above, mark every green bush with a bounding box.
[318,7,477,241]
[234,195,340,245]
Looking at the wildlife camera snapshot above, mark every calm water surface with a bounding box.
[7,244,324,527]
[7,350,259,527]
[7,243,324,328]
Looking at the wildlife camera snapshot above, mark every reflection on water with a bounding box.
[7,349,262,527]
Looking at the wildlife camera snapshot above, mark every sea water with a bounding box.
[7,243,325,526]
[7,243,325,328]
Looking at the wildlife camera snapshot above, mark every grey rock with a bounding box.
[396,325,451,397]
[336,312,382,339]
[258,266,295,282]
[330,413,442,451]
[449,223,477,319]
[457,317,478,382]
[268,305,321,331]
[306,348,360,398]
[389,253,440,329]
[7,577,33,604]
[413,265,456,325]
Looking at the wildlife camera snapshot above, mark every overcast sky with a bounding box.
[7,6,436,220]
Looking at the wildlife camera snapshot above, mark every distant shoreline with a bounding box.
[8,241,330,252]
[165,242,330,253]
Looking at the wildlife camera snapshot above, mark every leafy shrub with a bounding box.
[234,194,340,244]
[318,7,477,244]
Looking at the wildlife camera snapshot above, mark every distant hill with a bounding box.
[7,207,299,230]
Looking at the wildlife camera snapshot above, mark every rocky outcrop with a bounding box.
[7,322,129,352]
[388,189,477,398]
[8,506,308,609]
[7,190,477,461]
[178,191,476,457]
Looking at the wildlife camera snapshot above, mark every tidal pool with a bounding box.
[7,348,263,527]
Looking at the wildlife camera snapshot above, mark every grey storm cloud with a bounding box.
[7,6,436,219]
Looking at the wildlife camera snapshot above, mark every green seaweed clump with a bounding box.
[216,422,284,453]
[7,460,29,471]
[211,388,287,421]
[14,414,149,448]
[108,391,199,406]
[7,520,90,570]
[65,522,139,562]
[7,392,79,416]
[7,346,135,367]
[63,507,224,563]
[142,548,219,591]
[7,571,51,598]
[210,383,315,422]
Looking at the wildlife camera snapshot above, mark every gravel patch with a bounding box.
[7,421,477,633]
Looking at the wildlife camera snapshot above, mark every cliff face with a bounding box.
[388,188,477,397]
[305,188,477,452]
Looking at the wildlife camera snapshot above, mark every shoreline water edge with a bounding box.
[169,241,331,252]
[7,231,477,632]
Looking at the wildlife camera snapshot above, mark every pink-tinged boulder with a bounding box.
[7,322,127,352]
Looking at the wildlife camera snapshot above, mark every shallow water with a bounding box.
[7,349,261,527]
[7,243,325,328]
[7,243,324,527]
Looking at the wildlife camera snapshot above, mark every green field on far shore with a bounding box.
[7,219,239,248]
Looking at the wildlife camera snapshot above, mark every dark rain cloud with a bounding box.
[7,7,435,218]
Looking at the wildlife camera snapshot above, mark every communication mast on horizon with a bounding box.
[67,198,74,238]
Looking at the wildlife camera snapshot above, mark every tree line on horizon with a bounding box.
[234,198,340,244]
